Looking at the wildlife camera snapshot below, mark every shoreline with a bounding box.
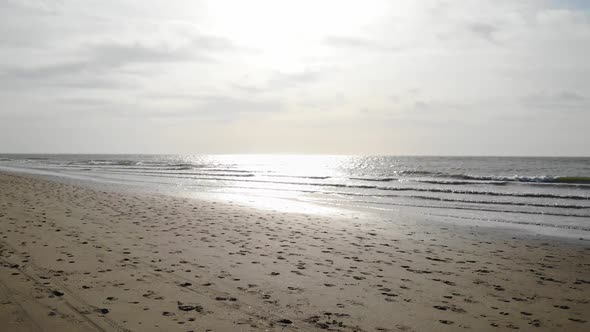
[2,166,588,243]
[0,172,589,331]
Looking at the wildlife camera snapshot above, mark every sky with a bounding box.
[0,0,589,156]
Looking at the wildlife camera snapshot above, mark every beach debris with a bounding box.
[177,301,203,312]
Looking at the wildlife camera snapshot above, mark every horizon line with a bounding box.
[0,152,588,158]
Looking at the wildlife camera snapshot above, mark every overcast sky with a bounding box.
[0,0,588,155]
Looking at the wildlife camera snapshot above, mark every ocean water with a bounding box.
[1,155,589,236]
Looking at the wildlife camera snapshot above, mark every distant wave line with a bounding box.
[84,169,590,201]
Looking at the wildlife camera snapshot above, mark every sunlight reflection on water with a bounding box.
[187,188,343,216]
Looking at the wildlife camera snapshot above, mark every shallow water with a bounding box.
[1,154,589,236]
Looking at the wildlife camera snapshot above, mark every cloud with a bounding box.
[0,35,235,91]
[0,0,62,15]
[56,97,114,107]
[268,70,321,88]
[323,36,400,52]
[193,95,282,118]
[5,37,229,75]
[144,93,283,120]
[89,42,197,67]
[230,83,266,94]
[467,23,498,43]
[520,91,588,111]
[1,61,89,80]
[551,0,590,10]
[228,70,323,94]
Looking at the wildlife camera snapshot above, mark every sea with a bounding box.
[1,155,589,238]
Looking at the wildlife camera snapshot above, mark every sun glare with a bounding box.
[204,0,389,71]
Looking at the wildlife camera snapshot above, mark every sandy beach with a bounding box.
[0,171,588,331]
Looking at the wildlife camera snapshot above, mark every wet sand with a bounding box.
[0,172,588,331]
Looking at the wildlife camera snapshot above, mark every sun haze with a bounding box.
[0,0,588,155]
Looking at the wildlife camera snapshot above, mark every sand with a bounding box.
[0,172,588,331]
